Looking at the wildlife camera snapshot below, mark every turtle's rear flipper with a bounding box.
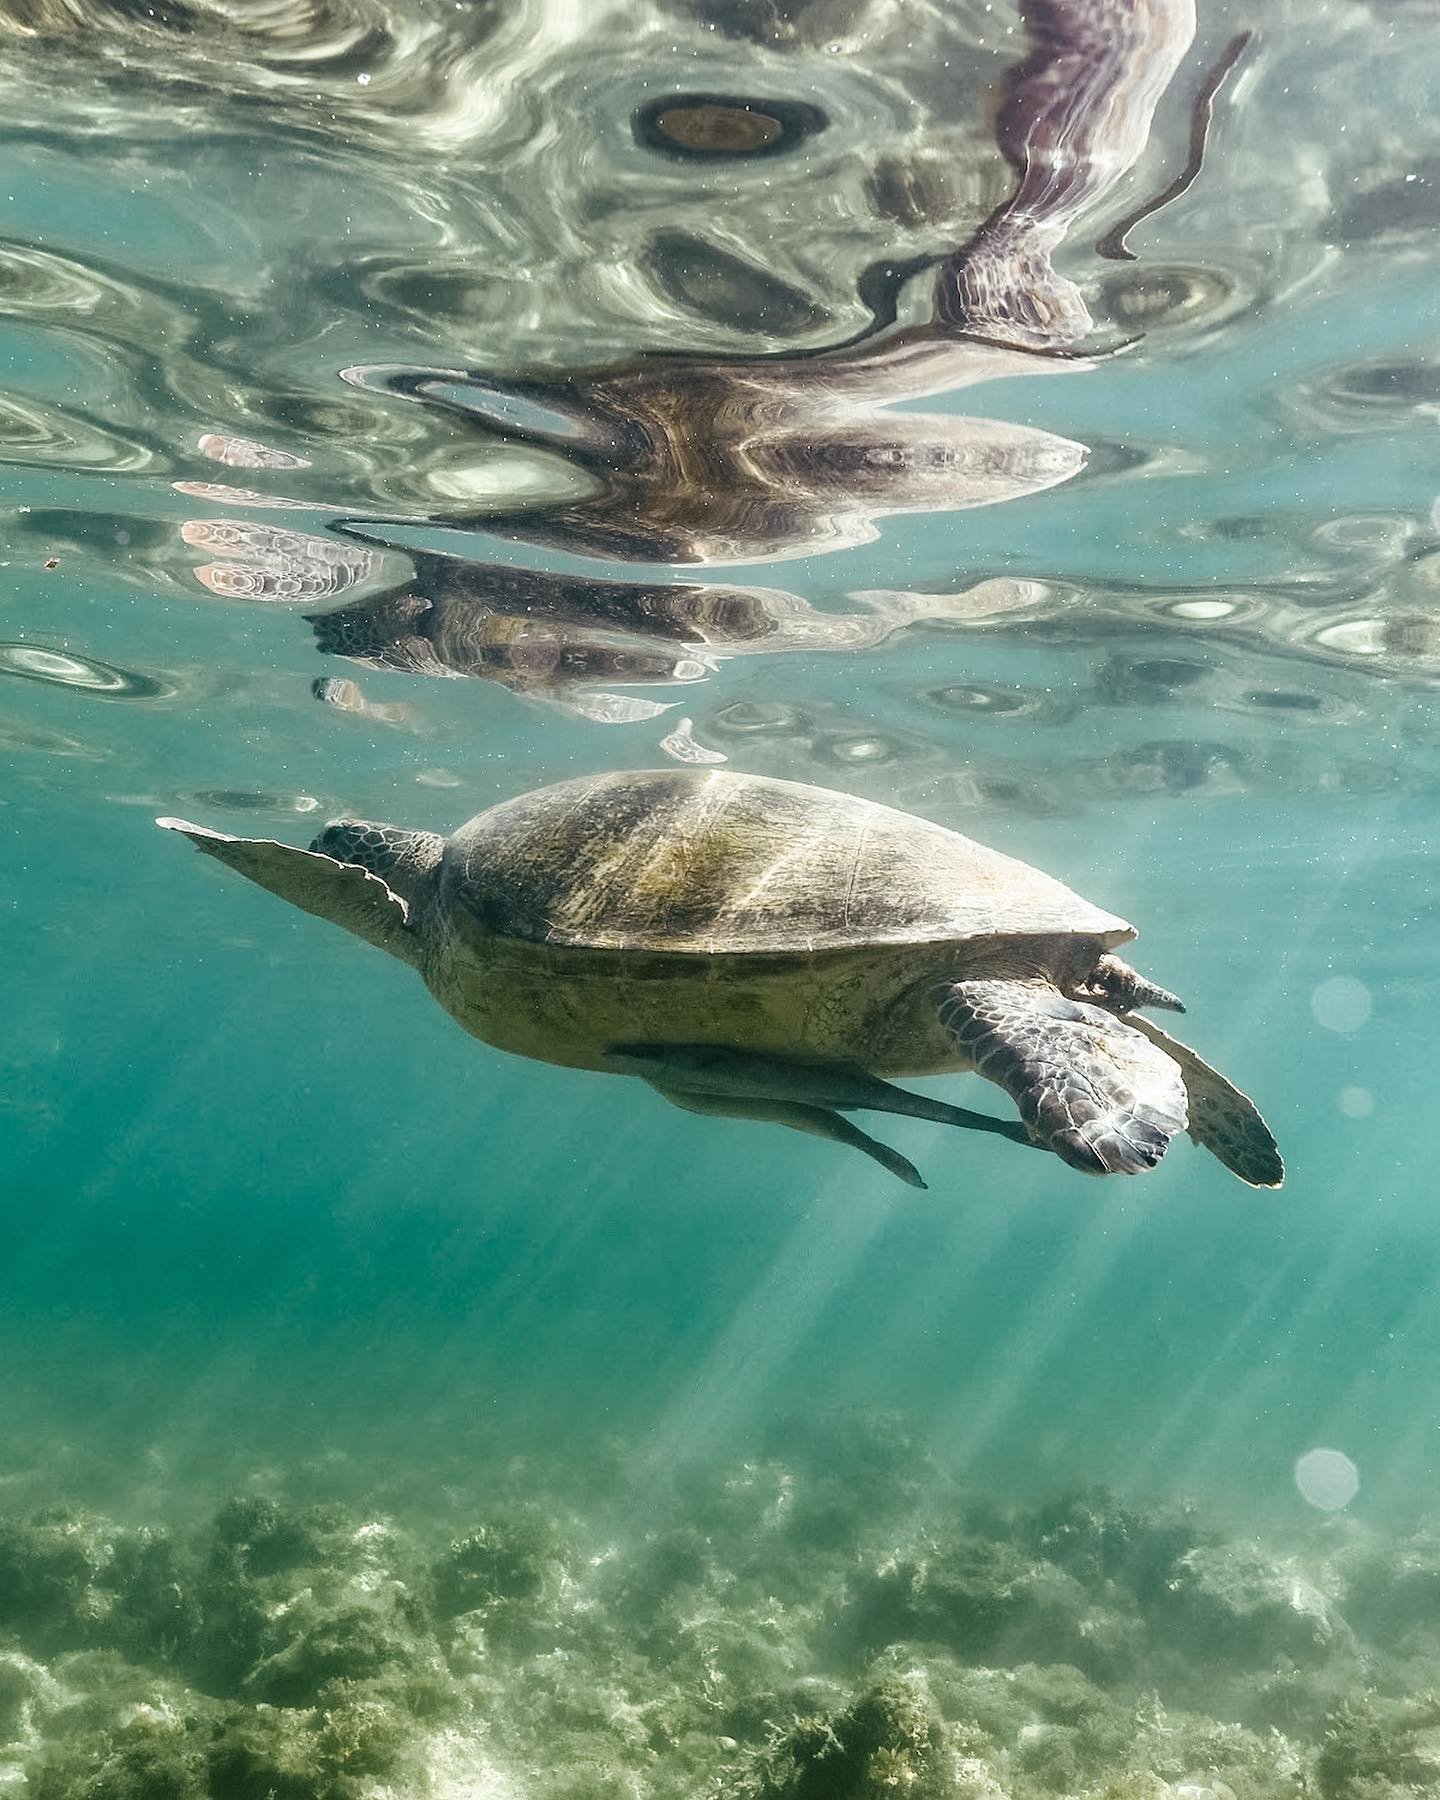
[1128,1019,1284,1189]
[938,979,1188,1177]
[607,1042,1028,1144]
[654,1084,927,1189]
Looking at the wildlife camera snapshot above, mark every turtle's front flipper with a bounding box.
[1128,1019,1284,1189]
[156,818,415,962]
[607,1044,1029,1144]
[654,1085,927,1190]
[938,980,1189,1177]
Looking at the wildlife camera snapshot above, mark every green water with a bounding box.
[3,0,1440,1794]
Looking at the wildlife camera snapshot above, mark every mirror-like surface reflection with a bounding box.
[3,0,1440,1795]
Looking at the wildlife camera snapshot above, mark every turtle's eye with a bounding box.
[632,93,826,162]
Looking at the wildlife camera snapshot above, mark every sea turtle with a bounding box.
[157,769,1281,1190]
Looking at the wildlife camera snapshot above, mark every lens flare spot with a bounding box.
[1311,976,1372,1033]
[1294,1448,1359,1511]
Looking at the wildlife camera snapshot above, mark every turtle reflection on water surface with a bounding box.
[158,770,1281,1190]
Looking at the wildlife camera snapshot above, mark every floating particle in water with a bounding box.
[660,717,726,765]
[198,432,311,471]
[0,642,168,699]
[1338,1086,1375,1118]
[1294,1447,1360,1512]
[1311,977,1372,1033]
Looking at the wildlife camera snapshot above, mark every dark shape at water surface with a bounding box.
[182,789,322,818]
[1323,152,1440,244]
[644,228,830,336]
[633,92,826,160]
[157,767,1282,1189]
[0,642,169,700]
[1097,261,1248,335]
[294,542,1049,729]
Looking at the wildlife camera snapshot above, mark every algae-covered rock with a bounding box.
[191,1498,377,1693]
[1342,1527,1440,1645]
[0,1512,115,1656]
[1020,1489,1208,1606]
[104,1528,198,1666]
[849,1535,1098,1670]
[205,1701,407,1800]
[210,1499,358,1579]
[191,1496,437,1705]
[241,1601,430,1707]
[736,1670,962,1799]
[1315,1694,1440,1799]
[26,1734,211,1800]
[22,1684,421,1800]
[431,1516,557,1621]
[763,1410,935,1553]
[0,1651,61,1747]
[1152,1544,1348,1666]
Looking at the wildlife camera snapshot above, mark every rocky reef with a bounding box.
[1,1424,1439,1798]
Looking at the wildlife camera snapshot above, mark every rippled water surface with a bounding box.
[3,0,1439,1794]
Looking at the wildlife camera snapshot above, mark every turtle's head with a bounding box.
[1082,951,1185,1016]
[311,819,446,917]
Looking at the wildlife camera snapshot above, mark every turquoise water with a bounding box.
[3,1,1440,1795]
